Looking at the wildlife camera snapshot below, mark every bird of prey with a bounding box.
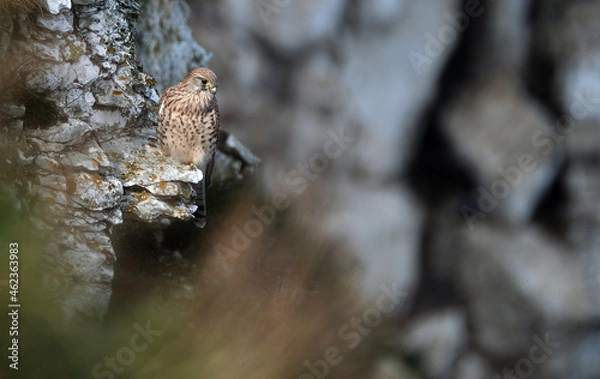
[157,67,220,228]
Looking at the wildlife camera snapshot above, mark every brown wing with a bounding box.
[209,97,220,134]
[205,98,220,187]
[156,86,175,153]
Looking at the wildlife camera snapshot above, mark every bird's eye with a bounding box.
[200,78,209,85]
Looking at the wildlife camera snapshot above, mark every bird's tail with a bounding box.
[192,180,207,228]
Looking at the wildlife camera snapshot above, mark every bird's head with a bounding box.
[185,67,219,95]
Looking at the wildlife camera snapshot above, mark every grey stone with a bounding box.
[38,174,68,191]
[100,136,203,187]
[34,155,63,173]
[71,55,100,85]
[542,2,600,108]
[568,332,600,379]
[287,107,348,164]
[294,52,341,113]
[220,133,261,168]
[17,148,35,164]
[458,224,600,358]
[84,92,96,107]
[94,80,133,108]
[78,10,112,32]
[44,0,72,14]
[1,103,26,119]
[145,182,190,197]
[285,53,344,165]
[15,40,62,61]
[58,208,122,229]
[339,0,460,180]
[565,163,600,223]
[442,74,563,224]
[538,2,600,159]
[559,61,600,122]
[565,118,600,159]
[69,172,123,211]
[57,88,93,116]
[60,247,114,283]
[29,138,68,153]
[25,62,78,91]
[400,309,467,378]
[471,0,531,73]
[89,110,128,130]
[35,186,68,206]
[564,162,600,305]
[37,11,74,33]
[136,0,211,92]
[356,0,411,28]
[224,0,347,55]
[372,358,419,379]
[83,32,107,57]
[211,150,256,184]
[30,120,91,144]
[72,0,101,4]
[122,192,198,222]
[325,183,423,300]
[453,352,494,379]
[61,151,102,171]
[5,0,163,326]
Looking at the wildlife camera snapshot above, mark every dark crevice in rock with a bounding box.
[406,0,482,206]
[406,110,476,207]
[23,94,66,129]
[525,0,564,118]
[531,163,569,238]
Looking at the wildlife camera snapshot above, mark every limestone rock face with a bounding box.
[0,0,257,323]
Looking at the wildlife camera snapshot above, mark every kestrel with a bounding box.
[157,67,220,228]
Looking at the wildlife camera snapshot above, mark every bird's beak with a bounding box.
[209,84,217,94]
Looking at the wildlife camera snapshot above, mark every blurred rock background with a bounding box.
[179,0,600,378]
[0,0,599,378]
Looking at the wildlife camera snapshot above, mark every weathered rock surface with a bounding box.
[325,183,423,300]
[2,0,257,323]
[458,224,600,357]
[442,75,563,224]
[136,0,211,92]
[399,309,467,378]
